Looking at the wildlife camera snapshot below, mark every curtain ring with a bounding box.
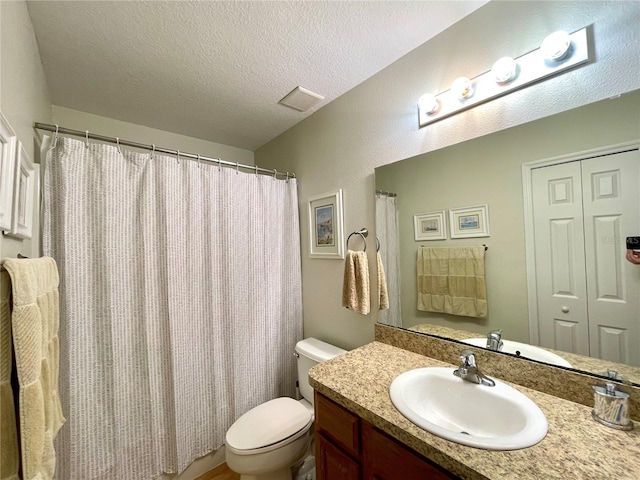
[217,158,222,171]
[84,130,90,148]
[273,168,277,179]
[285,172,290,183]
[53,124,59,148]
[151,144,156,159]
[197,154,201,168]
[116,137,122,155]
[236,162,239,174]
[176,150,181,164]
[255,165,258,176]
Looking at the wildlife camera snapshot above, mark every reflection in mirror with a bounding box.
[375,90,640,385]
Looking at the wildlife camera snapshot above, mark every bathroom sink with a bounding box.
[389,367,547,450]
[461,338,572,368]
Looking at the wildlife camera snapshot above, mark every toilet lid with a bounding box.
[226,397,312,451]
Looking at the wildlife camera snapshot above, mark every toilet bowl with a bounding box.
[225,338,346,480]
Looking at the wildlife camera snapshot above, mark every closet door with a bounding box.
[532,161,590,355]
[581,150,640,366]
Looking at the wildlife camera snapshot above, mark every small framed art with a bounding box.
[308,189,345,259]
[449,204,490,239]
[414,211,446,241]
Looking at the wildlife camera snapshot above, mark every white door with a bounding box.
[531,149,640,366]
[581,151,640,366]
[532,161,590,356]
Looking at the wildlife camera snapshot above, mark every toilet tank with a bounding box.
[295,338,346,405]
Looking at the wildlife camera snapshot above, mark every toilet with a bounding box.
[225,338,346,480]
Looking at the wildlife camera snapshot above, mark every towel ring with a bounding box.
[347,227,368,252]
[376,237,380,252]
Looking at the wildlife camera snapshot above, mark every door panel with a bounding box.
[532,161,590,355]
[582,150,640,366]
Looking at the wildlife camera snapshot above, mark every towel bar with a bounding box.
[347,228,368,252]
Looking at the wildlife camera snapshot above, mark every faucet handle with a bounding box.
[459,349,476,367]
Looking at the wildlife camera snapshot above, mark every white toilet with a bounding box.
[225,338,346,480]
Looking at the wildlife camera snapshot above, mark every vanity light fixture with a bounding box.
[491,57,518,84]
[418,27,590,128]
[540,30,572,61]
[451,77,473,99]
[418,94,439,116]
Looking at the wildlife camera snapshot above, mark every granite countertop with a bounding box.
[309,341,640,480]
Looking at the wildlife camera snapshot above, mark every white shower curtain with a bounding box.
[42,137,302,479]
[375,194,402,327]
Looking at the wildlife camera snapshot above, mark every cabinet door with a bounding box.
[316,432,360,480]
[362,422,456,480]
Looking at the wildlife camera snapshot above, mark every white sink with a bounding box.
[389,367,547,450]
[461,338,572,368]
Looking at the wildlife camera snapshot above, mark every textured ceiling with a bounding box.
[27,1,487,151]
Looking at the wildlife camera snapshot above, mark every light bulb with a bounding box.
[540,31,572,61]
[451,77,473,100]
[418,94,439,115]
[492,57,517,83]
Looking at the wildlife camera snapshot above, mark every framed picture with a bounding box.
[449,204,490,239]
[308,189,345,259]
[0,112,17,231]
[414,211,446,241]
[7,142,37,239]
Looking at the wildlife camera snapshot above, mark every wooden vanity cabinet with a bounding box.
[314,392,459,480]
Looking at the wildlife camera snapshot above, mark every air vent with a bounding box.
[278,86,324,112]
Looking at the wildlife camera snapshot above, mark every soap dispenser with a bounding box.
[592,382,633,431]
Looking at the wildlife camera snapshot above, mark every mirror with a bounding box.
[375,90,640,386]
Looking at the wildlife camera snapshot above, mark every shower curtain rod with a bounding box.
[34,123,296,179]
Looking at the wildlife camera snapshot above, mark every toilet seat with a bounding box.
[226,397,313,455]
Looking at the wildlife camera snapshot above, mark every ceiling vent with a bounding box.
[278,86,324,112]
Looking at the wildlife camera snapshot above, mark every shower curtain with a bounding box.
[375,194,402,327]
[42,137,302,479]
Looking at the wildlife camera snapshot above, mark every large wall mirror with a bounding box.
[375,89,640,386]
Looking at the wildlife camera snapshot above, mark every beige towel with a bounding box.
[0,270,19,480]
[1,257,65,480]
[416,246,487,319]
[377,252,389,310]
[342,250,370,315]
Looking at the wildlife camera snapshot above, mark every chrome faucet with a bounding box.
[453,350,495,386]
[486,329,503,352]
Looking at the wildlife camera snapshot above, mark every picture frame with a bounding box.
[308,189,345,259]
[7,142,37,240]
[414,211,446,241]
[0,112,17,231]
[449,204,490,239]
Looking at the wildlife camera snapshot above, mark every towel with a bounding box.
[1,257,65,480]
[342,250,370,315]
[416,246,487,318]
[377,252,389,311]
[0,269,19,480]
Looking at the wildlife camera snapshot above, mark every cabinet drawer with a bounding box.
[315,392,361,457]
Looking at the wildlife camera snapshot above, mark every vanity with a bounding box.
[310,341,640,480]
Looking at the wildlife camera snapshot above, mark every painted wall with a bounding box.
[52,106,254,165]
[0,0,52,260]
[255,1,640,351]
[376,91,640,343]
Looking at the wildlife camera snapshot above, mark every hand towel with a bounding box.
[0,269,19,480]
[1,257,66,480]
[342,250,370,315]
[377,252,389,311]
[416,246,487,318]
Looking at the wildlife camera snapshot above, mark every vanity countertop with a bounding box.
[308,341,640,480]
